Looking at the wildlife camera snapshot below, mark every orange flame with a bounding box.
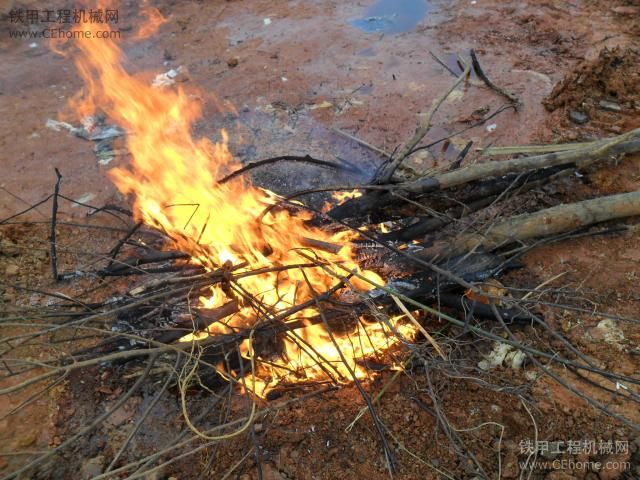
[66,12,415,396]
[135,1,167,39]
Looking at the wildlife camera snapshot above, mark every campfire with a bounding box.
[2,3,640,479]
[57,4,640,425]
[59,11,428,400]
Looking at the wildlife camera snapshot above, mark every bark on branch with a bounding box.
[417,190,640,260]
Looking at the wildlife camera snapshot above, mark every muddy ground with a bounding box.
[1,0,640,479]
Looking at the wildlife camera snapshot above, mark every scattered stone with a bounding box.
[152,66,186,87]
[568,110,589,125]
[478,342,526,371]
[72,193,96,207]
[227,57,239,68]
[598,99,622,112]
[589,319,625,349]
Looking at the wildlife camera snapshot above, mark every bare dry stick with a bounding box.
[331,127,391,158]
[404,129,640,194]
[391,295,446,360]
[418,189,640,260]
[479,141,594,156]
[470,49,519,105]
[50,169,62,281]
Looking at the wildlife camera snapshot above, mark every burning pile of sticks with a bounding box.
[50,124,640,395]
[3,47,640,479]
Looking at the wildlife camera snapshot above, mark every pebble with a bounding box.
[569,110,589,125]
[598,100,622,112]
[227,57,239,68]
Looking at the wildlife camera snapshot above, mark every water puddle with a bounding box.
[350,0,431,34]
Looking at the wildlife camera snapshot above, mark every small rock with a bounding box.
[598,100,622,112]
[227,57,239,68]
[589,319,625,348]
[569,110,589,125]
[5,264,19,276]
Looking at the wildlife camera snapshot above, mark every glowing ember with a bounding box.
[62,9,416,396]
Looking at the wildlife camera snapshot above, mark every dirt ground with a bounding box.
[1,0,640,479]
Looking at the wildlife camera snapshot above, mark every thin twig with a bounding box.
[470,49,520,105]
[217,155,357,185]
[50,169,62,281]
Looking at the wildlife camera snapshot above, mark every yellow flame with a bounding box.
[65,12,415,396]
